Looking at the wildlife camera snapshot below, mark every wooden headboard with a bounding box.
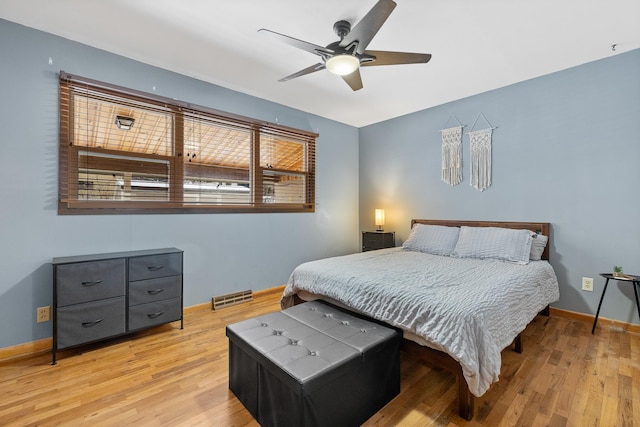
[411,219,550,261]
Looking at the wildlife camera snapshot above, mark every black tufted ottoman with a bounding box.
[226,300,401,427]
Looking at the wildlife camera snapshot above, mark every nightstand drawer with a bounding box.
[56,296,126,349]
[128,297,182,331]
[56,259,126,306]
[129,253,182,281]
[129,275,181,306]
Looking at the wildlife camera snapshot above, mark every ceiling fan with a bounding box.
[258,0,432,91]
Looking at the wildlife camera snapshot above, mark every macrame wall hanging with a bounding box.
[439,115,464,186]
[467,112,497,192]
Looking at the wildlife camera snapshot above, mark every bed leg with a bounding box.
[402,340,475,420]
[514,333,523,354]
[540,305,550,316]
[457,376,474,420]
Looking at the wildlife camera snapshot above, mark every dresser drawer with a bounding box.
[56,259,126,306]
[129,253,182,281]
[129,275,181,306]
[56,296,126,349]
[128,297,182,331]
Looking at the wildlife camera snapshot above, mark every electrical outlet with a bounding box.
[582,277,594,292]
[37,306,51,323]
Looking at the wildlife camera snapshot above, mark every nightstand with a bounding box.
[362,231,395,252]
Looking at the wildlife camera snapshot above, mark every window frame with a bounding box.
[58,72,316,214]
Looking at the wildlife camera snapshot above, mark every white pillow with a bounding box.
[453,226,534,264]
[402,224,460,256]
[529,233,548,261]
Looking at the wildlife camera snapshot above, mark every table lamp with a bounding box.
[375,209,385,232]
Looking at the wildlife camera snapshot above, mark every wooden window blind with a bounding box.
[58,72,317,214]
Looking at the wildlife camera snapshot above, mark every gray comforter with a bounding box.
[282,247,560,396]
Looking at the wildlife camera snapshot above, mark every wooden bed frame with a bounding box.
[291,219,552,420]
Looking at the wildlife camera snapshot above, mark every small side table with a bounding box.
[362,231,395,252]
[591,273,640,334]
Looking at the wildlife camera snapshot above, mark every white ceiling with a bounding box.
[1,0,639,127]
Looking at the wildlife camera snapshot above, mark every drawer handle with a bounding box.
[147,265,164,271]
[147,311,164,319]
[81,319,104,328]
[81,280,103,287]
[147,289,164,295]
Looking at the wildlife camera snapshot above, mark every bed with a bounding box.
[281,219,560,420]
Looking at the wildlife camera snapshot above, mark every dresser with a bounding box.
[362,231,395,252]
[52,248,183,364]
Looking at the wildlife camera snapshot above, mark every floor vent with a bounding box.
[212,290,253,310]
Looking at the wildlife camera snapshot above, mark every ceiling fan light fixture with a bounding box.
[325,54,360,76]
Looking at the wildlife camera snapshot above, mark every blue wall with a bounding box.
[359,49,640,325]
[0,19,360,348]
[1,16,638,350]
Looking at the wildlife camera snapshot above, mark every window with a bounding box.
[58,72,316,214]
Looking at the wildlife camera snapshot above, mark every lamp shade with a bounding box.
[325,54,360,76]
[375,209,385,231]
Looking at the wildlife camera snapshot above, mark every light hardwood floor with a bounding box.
[1,288,638,426]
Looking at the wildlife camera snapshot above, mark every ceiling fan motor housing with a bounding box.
[333,20,351,39]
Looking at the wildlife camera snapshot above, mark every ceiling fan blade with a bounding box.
[361,50,432,66]
[258,29,334,57]
[342,69,363,91]
[279,63,326,82]
[339,0,397,54]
